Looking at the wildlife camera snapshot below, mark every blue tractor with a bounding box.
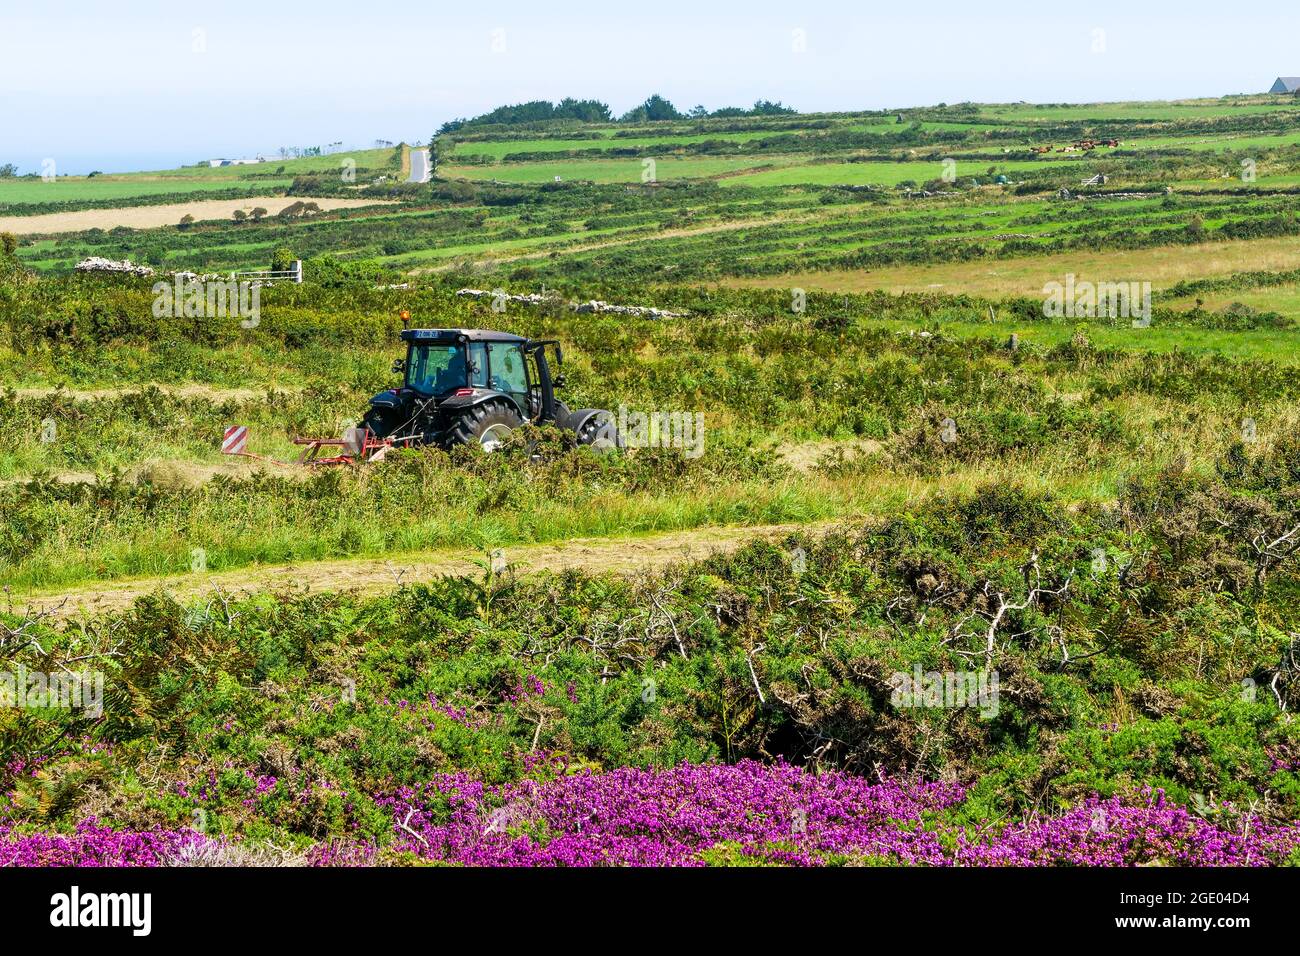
[361,327,619,452]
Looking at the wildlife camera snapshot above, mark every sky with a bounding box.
[1,0,1297,174]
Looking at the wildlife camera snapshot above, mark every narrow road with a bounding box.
[17,520,841,620]
[407,148,431,184]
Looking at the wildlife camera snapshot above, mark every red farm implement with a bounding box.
[221,426,415,468]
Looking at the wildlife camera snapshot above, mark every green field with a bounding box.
[719,157,1085,187]
[0,147,398,211]
[447,121,1011,162]
[125,147,395,179]
[979,96,1300,121]
[0,177,288,205]
[441,155,795,183]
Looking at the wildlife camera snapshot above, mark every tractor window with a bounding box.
[487,342,529,411]
[407,344,468,395]
[468,342,489,388]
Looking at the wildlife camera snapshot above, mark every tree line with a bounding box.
[435,95,797,136]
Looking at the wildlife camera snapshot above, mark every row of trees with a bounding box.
[438,97,614,134]
[176,202,321,230]
[621,96,797,122]
[437,95,798,135]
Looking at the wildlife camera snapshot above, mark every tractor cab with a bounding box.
[394,328,564,422]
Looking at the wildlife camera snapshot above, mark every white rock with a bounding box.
[74,256,155,277]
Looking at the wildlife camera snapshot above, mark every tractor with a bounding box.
[359,327,619,452]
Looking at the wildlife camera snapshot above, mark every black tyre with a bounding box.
[447,400,524,452]
[569,408,622,451]
[359,408,397,440]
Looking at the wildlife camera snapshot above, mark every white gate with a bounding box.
[231,259,303,284]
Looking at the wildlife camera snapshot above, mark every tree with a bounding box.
[276,200,320,220]
[179,214,195,228]
[232,209,248,222]
[0,232,17,257]
[750,99,796,116]
[646,94,681,120]
[554,98,612,123]
[0,164,17,178]
[621,94,681,123]
[449,98,613,130]
[271,247,296,273]
[706,101,796,118]
[250,207,268,221]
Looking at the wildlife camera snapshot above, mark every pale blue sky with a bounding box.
[1,0,1296,174]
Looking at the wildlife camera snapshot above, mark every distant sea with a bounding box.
[9,144,389,177]
[7,152,223,177]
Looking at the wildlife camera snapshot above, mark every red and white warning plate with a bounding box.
[221,425,248,455]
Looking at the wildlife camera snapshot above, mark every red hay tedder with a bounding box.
[221,425,419,468]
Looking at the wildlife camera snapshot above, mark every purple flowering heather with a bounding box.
[4,762,1299,866]
[959,792,1300,867]
[375,761,1300,867]
[0,818,216,867]
[378,760,962,866]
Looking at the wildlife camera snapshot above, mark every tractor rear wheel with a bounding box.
[448,400,524,452]
[360,408,397,440]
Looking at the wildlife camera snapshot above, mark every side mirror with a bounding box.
[391,358,406,374]
[552,374,566,389]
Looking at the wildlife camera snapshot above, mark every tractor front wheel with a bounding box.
[569,408,621,451]
[448,400,524,452]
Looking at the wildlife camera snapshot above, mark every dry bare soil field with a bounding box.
[0,197,392,236]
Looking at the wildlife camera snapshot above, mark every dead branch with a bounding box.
[950,554,1073,666]
[745,644,766,706]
